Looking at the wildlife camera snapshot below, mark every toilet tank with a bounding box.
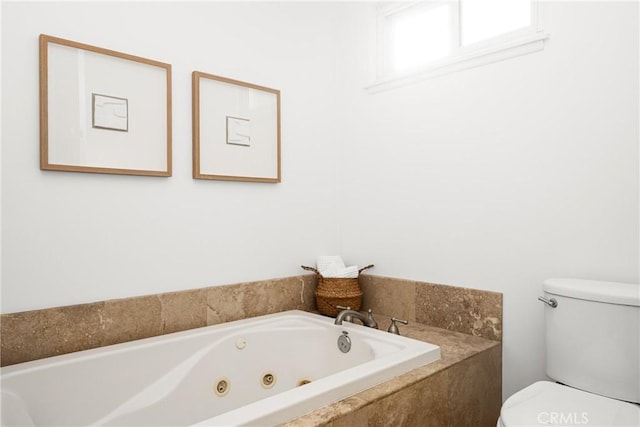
[542,278,639,403]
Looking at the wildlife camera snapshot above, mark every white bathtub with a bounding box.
[1,310,440,426]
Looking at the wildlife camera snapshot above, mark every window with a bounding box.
[370,0,548,92]
[460,0,532,46]
[388,3,453,72]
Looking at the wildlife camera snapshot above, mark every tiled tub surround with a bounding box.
[1,274,502,426]
[1,275,317,367]
[360,274,503,341]
[283,318,501,427]
[1,311,442,426]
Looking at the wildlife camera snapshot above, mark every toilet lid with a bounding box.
[500,381,640,426]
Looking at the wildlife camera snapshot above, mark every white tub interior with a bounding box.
[1,310,440,426]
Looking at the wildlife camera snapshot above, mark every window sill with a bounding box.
[365,31,550,94]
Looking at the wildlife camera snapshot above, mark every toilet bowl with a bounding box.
[498,381,640,426]
[499,279,640,427]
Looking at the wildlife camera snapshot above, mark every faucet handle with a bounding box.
[336,305,351,311]
[367,309,379,329]
[388,317,408,335]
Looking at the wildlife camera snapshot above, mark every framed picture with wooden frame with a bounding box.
[192,71,281,183]
[39,34,172,177]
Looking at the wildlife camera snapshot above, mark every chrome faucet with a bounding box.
[334,308,378,329]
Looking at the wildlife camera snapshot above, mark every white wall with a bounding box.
[335,1,639,400]
[1,1,345,313]
[2,0,638,404]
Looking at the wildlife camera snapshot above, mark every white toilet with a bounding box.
[498,278,640,426]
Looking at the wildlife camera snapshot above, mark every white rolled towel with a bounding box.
[330,265,359,278]
[316,256,345,276]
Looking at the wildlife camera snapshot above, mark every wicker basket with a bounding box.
[301,264,374,316]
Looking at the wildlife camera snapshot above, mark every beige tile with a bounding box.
[159,289,207,334]
[280,395,369,427]
[360,275,503,340]
[447,344,502,427]
[360,274,416,322]
[102,295,162,346]
[326,405,370,427]
[207,275,317,325]
[366,384,420,427]
[239,280,278,316]
[416,282,503,341]
[1,302,105,366]
[292,274,318,312]
[262,275,317,313]
[413,370,450,427]
[206,282,254,325]
[363,369,449,427]
[402,322,500,364]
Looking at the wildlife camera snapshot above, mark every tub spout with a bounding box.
[334,309,378,329]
